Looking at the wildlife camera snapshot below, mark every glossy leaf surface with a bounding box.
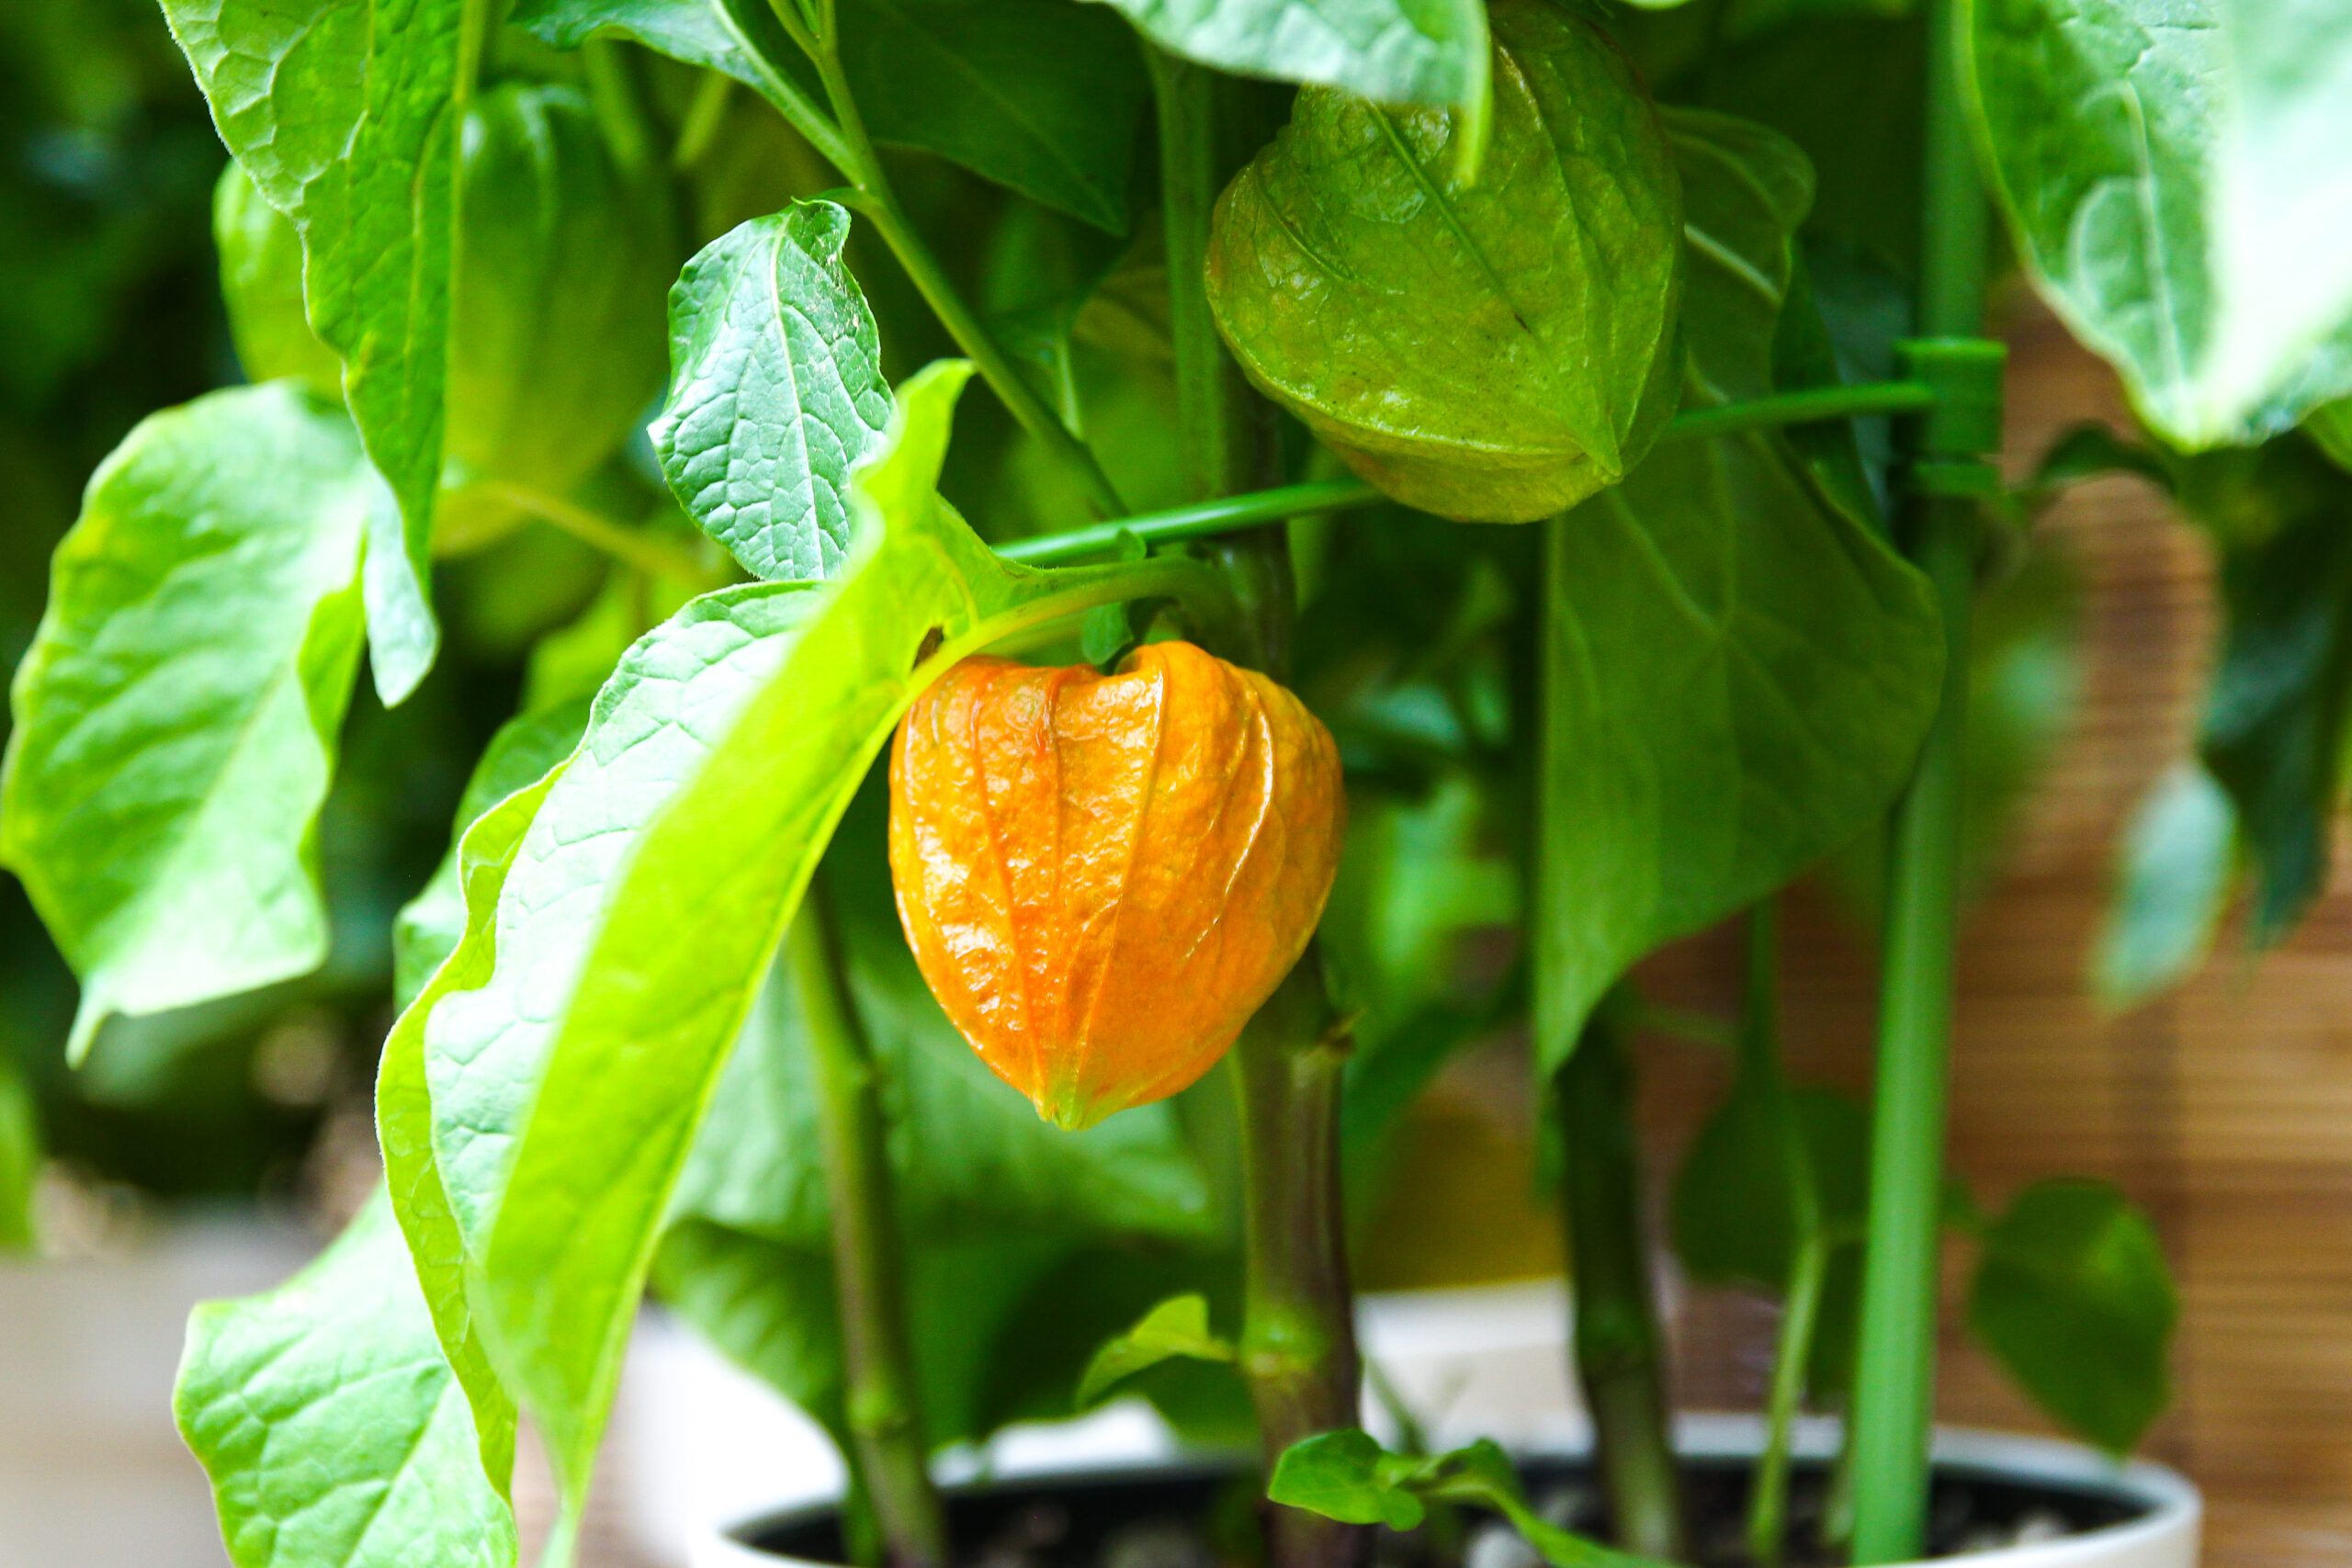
[1,385,370,1060]
[1205,0,1682,522]
[1966,0,2352,446]
[176,1196,517,1568]
[1969,1179,2177,1455]
[1531,112,1942,1070]
[652,204,894,581]
[159,0,471,696]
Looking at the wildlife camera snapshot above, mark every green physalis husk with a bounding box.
[215,82,673,552]
[1206,0,1683,524]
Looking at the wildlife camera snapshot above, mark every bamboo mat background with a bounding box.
[1642,296,2352,1568]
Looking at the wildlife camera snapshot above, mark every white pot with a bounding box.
[688,1421,2198,1568]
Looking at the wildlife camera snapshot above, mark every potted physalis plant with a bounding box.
[17,0,2352,1563]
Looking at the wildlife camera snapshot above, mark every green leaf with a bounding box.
[513,0,1145,230]
[1095,0,1487,118]
[2093,762,2237,1012]
[1205,0,1682,522]
[1270,1431,1656,1567]
[2193,447,2352,940]
[839,0,1148,234]
[391,698,594,1010]
[380,777,560,1514]
[175,1194,518,1568]
[1671,1083,1869,1289]
[415,360,1223,1525]
[1269,1429,1427,1530]
[1076,1292,1234,1406]
[652,203,896,581]
[1530,112,1944,1071]
[1969,1179,2177,1455]
[159,0,476,699]
[1965,0,2352,447]
[426,584,831,1256]
[1,384,371,1062]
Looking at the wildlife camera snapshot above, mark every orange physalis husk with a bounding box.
[888,640,1347,1130]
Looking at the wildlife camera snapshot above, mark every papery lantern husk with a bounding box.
[888,641,1346,1130]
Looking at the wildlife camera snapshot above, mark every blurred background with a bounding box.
[1,4,2346,1568]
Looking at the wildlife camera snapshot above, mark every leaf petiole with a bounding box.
[479,481,729,589]
[998,380,1953,566]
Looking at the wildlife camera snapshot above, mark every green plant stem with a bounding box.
[673,69,735,169]
[1845,498,1972,1563]
[1149,49,1254,504]
[1662,380,1936,444]
[1555,1007,1686,1562]
[1751,1234,1829,1568]
[1844,0,1988,1549]
[772,1,1125,520]
[580,37,659,177]
[1539,507,1684,1560]
[1739,901,1825,1568]
[788,881,947,1568]
[1234,959,1369,1568]
[481,481,728,587]
[998,382,1945,566]
[1146,55,1363,1568]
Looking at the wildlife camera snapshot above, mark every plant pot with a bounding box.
[690,1421,2198,1568]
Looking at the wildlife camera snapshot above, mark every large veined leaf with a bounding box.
[1965,0,2352,447]
[1095,0,1487,121]
[176,1194,517,1568]
[158,0,478,700]
[391,699,594,1010]
[405,360,1222,1529]
[651,204,895,581]
[426,585,829,1253]
[512,0,1148,231]
[1,384,372,1061]
[1530,111,1944,1071]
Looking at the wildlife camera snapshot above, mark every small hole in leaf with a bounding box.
[913,626,944,669]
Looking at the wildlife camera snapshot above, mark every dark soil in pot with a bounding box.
[734,1455,2152,1568]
